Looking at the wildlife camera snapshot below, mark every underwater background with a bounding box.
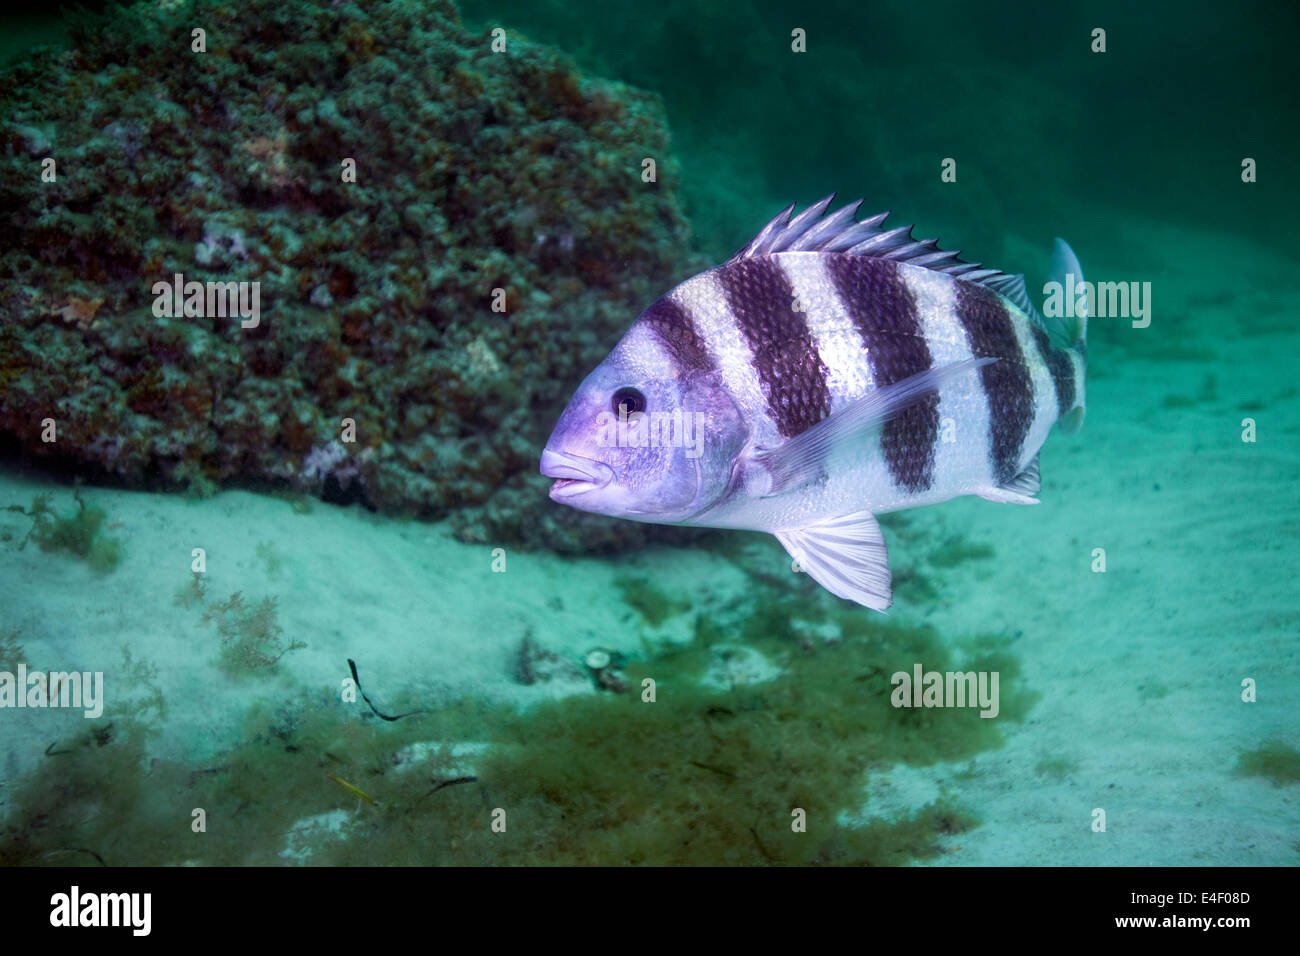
[0,0,1296,866]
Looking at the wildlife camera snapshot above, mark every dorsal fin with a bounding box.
[984,273,1045,327]
[730,195,1051,331]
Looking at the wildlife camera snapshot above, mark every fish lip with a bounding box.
[540,448,615,498]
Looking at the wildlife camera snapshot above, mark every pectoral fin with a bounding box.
[775,511,892,611]
[752,357,995,496]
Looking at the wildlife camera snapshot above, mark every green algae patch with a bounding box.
[477,620,1016,864]
[929,537,996,569]
[0,606,1030,866]
[10,490,123,572]
[201,592,306,676]
[173,571,305,676]
[1236,742,1300,785]
[1034,755,1078,780]
[0,630,24,671]
[1138,680,1169,701]
[616,576,691,627]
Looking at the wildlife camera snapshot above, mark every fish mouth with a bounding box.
[540,448,615,499]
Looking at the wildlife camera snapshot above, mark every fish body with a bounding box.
[541,197,1087,610]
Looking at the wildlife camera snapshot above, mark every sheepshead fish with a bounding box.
[540,196,1087,610]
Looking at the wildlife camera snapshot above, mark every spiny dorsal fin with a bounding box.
[730,195,1053,331]
[985,273,1043,326]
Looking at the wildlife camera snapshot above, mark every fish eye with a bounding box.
[611,387,647,417]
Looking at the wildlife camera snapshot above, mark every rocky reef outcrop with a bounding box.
[0,0,704,551]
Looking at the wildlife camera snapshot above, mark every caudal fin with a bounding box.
[1049,238,1088,347]
[1049,238,1087,434]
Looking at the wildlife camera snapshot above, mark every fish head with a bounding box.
[541,332,747,523]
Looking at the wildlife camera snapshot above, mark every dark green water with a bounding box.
[461,0,1298,266]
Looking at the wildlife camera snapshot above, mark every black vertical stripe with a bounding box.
[955,282,1035,485]
[716,258,830,439]
[825,256,938,494]
[636,295,716,374]
[1028,324,1077,419]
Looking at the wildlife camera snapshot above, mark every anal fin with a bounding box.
[774,511,892,611]
[978,454,1041,505]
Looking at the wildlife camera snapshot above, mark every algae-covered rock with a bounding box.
[0,0,702,552]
